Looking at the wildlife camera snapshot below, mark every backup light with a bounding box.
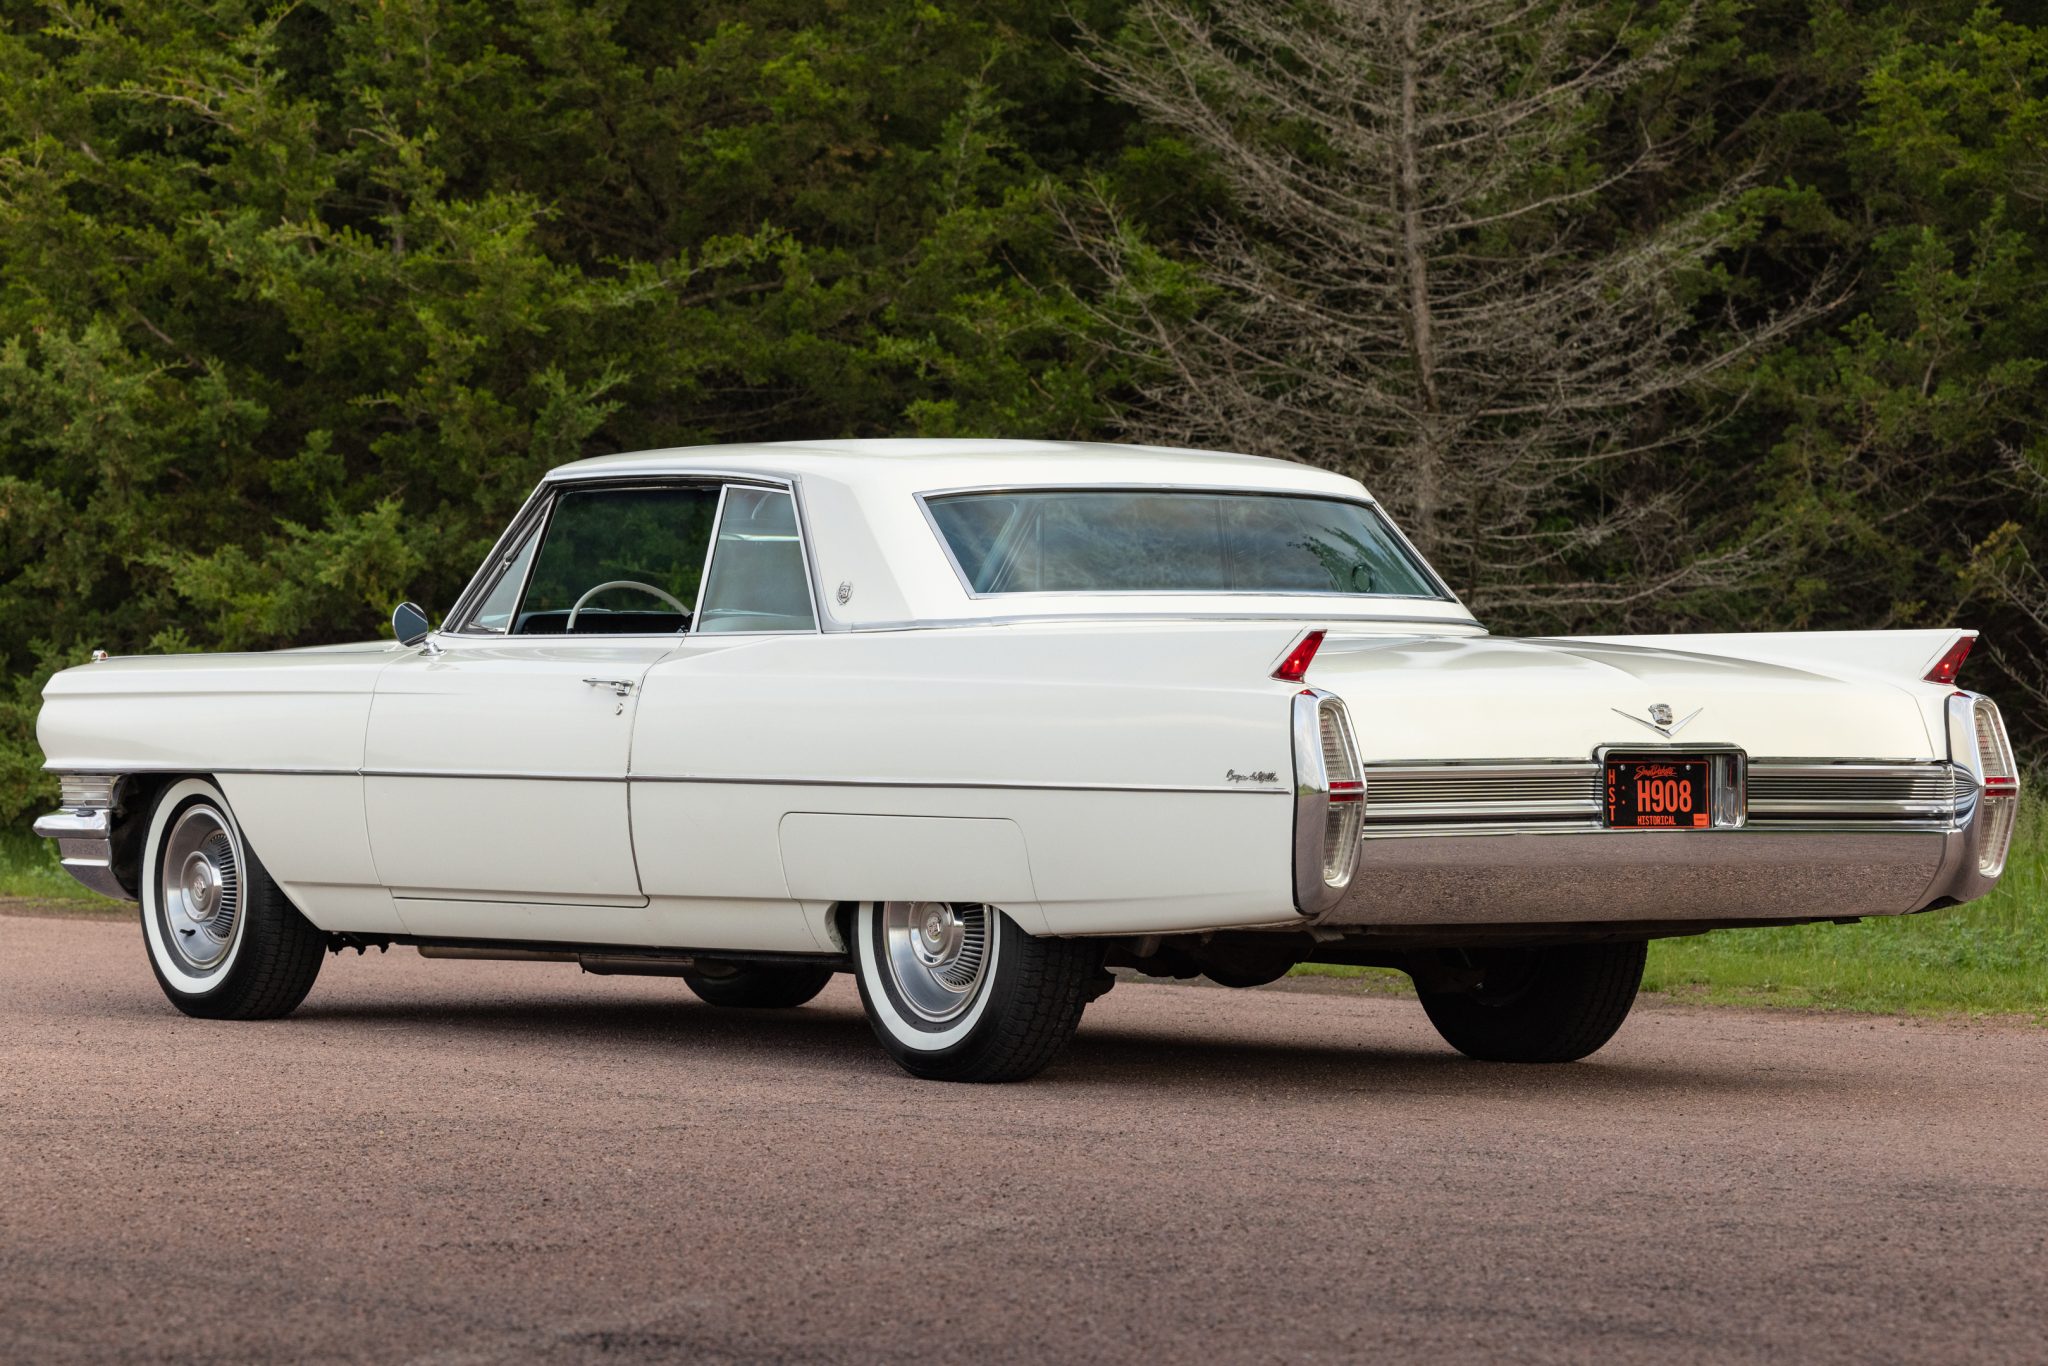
[1947,693,2020,880]
[1972,699,2020,877]
[1315,697,1364,886]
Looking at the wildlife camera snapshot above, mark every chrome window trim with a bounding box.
[691,483,731,627]
[442,479,549,632]
[843,611,1486,633]
[439,472,823,641]
[462,492,555,636]
[693,483,823,637]
[913,484,1465,607]
[784,474,828,632]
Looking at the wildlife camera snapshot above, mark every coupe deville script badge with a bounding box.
[1612,702,1701,739]
[1225,769,1278,784]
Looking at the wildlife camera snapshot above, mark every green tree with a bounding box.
[0,0,1127,819]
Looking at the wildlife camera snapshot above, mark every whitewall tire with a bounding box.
[139,778,326,1020]
[851,901,1102,1083]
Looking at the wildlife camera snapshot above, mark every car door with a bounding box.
[628,482,832,951]
[364,481,721,916]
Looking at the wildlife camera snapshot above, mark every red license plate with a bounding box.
[1605,757,1712,828]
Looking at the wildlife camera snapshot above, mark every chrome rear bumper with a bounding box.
[1316,761,2006,928]
[31,807,131,901]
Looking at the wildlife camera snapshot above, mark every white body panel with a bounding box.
[364,639,673,910]
[34,439,2010,948]
[1311,633,1943,763]
[625,624,1299,938]
[37,646,394,931]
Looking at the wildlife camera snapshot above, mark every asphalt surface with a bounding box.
[3,912,2045,1365]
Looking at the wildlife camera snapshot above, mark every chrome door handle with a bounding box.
[583,677,635,697]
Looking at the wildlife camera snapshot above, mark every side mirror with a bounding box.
[391,601,432,647]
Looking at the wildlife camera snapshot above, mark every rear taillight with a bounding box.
[1273,630,1326,683]
[1973,699,2019,876]
[1925,635,1974,685]
[1948,692,2020,878]
[1292,688,1365,913]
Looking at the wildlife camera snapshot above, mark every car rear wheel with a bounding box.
[681,962,836,1009]
[851,901,1102,1083]
[139,778,326,1020]
[1414,941,1646,1063]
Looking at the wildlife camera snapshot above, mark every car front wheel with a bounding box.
[139,777,326,1020]
[1413,941,1646,1063]
[850,901,1102,1083]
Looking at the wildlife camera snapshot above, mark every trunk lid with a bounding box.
[1307,633,1941,762]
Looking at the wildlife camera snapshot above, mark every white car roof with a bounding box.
[537,439,1477,631]
[546,437,1371,499]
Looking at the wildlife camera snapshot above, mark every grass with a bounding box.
[4,804,2042,1018]
[1641,808,2047,1019]
[0,825,113,906]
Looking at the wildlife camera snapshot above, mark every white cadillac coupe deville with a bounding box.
[35,440,2021,1080]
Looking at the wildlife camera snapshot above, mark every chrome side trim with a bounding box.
[366,769,618,782]
[43,765,362,777]
[43,764,1288,795]
[631,774,1290,795]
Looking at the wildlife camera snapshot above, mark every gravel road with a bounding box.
[3,911,2044,1364]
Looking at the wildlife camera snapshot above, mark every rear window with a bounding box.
[924,490,1444,598]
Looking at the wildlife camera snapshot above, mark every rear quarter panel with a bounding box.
[629,623,1304,935]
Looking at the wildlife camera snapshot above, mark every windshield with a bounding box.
[925,490,1445,598]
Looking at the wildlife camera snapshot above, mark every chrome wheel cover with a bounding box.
[158,805,243,973]
[880,902,991,1023]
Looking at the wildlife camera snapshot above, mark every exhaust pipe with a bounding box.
[417,945,577,963]
[414,944,700,977]
[577,955,698,978]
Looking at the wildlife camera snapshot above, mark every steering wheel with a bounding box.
[565,579,691,631]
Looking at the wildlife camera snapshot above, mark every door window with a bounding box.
[467,520,543,634]
[696,487,818,633]
[511,485,721,634]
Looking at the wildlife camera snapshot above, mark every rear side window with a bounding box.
[696,487,817,633]
[925,490,1444,598]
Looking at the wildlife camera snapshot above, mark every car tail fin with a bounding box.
[1273,629,1326,682]
[1924,635,1973,685]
